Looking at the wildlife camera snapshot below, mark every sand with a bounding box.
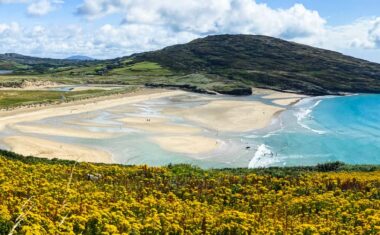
[119,116,201,134]
[271,98,302,106]
[262,92,307,99]
[0,87,306,160]
[3,136,113,163]
[10,124,116,139]
[151,136,220,154]
[64,120,115,128]
[252,87,307,100]
[0,88,187,161]
[165,100,285,132]
[0,89,186,131]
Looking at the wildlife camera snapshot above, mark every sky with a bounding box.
[0,0,380,62]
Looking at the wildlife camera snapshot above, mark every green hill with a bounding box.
[0,53,95,74]
[2,35,380,96]
[131,34,380,95]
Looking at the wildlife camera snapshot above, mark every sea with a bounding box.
[249,94,380,168]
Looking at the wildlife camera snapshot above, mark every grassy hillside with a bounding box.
[132,35,380,95]
[0,53,96,75]
[0,151,379,234]
[2,35,380,96]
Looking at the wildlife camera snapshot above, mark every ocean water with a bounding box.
[249,94,380,167]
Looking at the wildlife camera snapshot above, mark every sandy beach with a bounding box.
[271,98,303,106]
[151,136,220,154]
[262,92,307,99]
[0,88,185,131]
[10,124,117,139]
[165,100,285,132]
[119,116,201,134]
[0,87,307,162]
[3,136,113,163]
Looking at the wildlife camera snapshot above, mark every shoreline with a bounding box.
[0,87,308,163]
[3,136,114,163]
[0,88,186,131]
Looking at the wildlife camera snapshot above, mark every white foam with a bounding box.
[294,99,326,134]
[248,144,279,168]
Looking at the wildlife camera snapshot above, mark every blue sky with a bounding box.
[0,0,380,62]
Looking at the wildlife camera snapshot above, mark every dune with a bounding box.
[3,136,113,163]
[165,100,284,132]
[151,135,220,154]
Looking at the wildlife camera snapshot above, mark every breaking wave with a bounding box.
[294,99,326,134]
[248,144,279,168]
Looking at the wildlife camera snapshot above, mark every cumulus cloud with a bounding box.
[27,0,53,16]
[77,0,326,39]
[1,0,380,61]
[0,0,62,16]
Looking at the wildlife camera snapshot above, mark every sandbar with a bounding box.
[262,92,307,99]
[0,89,186,131]
[119,116,201,134]
[10,124,116,139]
[271,98,302,106]
[3,136,113,163]
[165,100,285,132]
[151,135,220,154]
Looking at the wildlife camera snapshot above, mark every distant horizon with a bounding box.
[2,33,380,64]
[1,0,380,62]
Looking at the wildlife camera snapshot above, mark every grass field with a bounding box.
[0,87,137,110]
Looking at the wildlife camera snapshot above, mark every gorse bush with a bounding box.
[0,154,379,234]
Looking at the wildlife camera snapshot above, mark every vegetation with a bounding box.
[132,35,380,95]
[0,86,137,110]
[3,35,380,96]
[0,150,379,234]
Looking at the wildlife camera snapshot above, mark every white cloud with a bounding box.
[0,0,63,16]
[27,0,53,16]
[77,0,326,39]
[1,0,380,62]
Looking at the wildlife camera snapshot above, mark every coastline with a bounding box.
[0,88,186,131]
[0,87,308,163]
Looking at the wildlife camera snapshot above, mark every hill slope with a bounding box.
[2,35,380,95]
[0,53,94,74]
[132,34,380,95]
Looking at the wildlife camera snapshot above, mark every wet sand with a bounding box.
[119,116,201,134]
[0,89,185,131]
[10,124,117,139]
[3,136,113,163]
[151,136,220,154]
[165,100,285,132]
[0,87,306,162]
[271,98,302,106]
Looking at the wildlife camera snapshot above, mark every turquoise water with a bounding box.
[250,94,380,167]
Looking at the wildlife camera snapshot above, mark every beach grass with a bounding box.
[0,87,137,110]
